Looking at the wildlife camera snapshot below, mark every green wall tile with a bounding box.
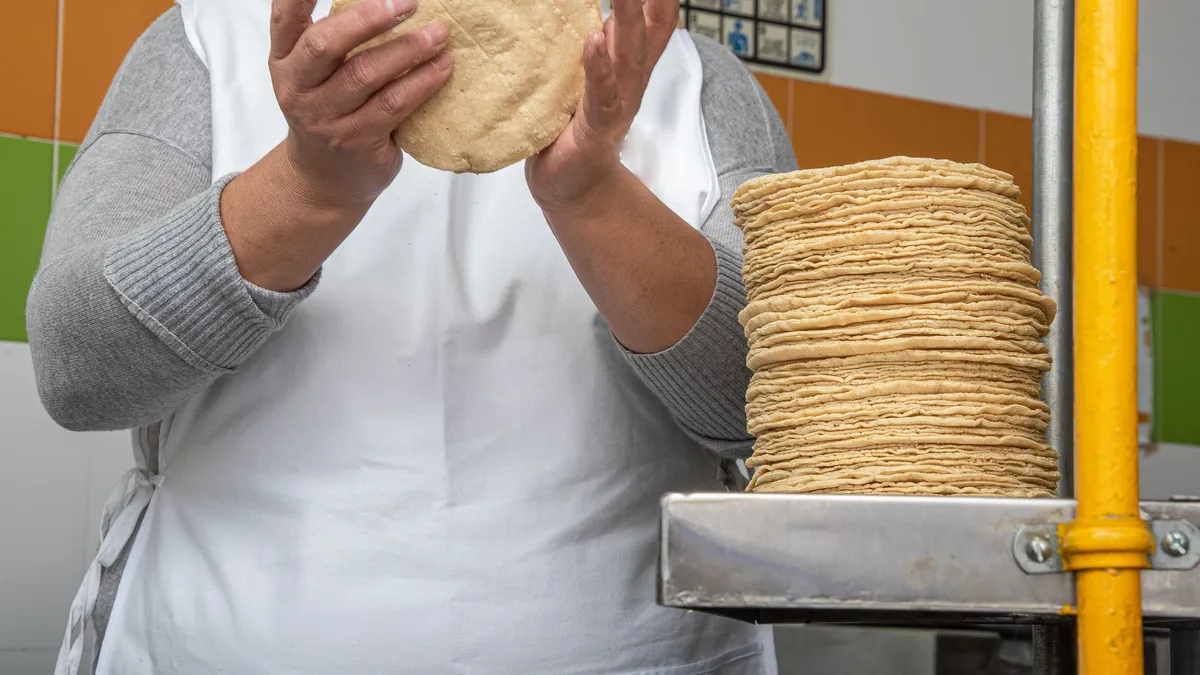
[1154,289,1200,445]
[57,142,79,185]
[0,135,53,343]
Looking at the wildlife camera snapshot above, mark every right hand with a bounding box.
[269,0,454,210]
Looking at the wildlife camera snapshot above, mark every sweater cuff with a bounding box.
[103,173,318,374]
[243,269,321,318]
[621,239,752,444]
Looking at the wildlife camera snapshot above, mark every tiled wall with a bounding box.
[1,5,1198,443]
[1,0,173,343]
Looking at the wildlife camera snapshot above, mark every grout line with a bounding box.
[785,79,795,138]
[1153,138,1166,441]
[0,131,59,144]
[1156,138,1165,290]
[977,111,987,164]
[51,0,66,200]
[83,445,95,577]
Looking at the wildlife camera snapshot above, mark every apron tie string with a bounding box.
[54,468,160,675]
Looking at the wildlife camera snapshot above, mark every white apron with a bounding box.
[58,1,774,673]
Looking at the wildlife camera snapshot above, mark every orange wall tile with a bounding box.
[1137,137,1160,287]
[982,116,1158,284]
[59,0,174,143]
[754,73,792,138]
[0,2,57,139]
[789,80,980,171]
[981,112,1032,214]
[1161,140,1200,294]
[769,89,1165,289]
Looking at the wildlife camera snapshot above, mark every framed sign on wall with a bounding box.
[679,0,825,75]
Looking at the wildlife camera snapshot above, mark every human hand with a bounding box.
[217,0,453,292]
[524,0,676,214]
[269,0,454,210]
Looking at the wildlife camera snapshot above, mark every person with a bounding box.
[27,0,796,672]
[728,21,750,56]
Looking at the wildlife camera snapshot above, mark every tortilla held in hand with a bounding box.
[333,0,601,174]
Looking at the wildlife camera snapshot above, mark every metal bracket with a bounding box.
[1014,524,1065,574]
[1150,520,1200,570]
[1014,520,1200,574]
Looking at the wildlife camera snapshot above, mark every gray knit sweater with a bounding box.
[25,7,796,655]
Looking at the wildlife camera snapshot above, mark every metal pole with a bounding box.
[1170,629,1199,675]
[1032,5,1077,671]
[1070,1,1152,674]
[1032,0,1076,500]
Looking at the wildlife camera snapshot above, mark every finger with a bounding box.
[351,51,454,135]
[286,0,418,88]
[270,0,318,61]
[576,33,622,143]
[611,0,648,94]
[642,0,676,57]
[604,14,616,58]
[323,21,448,114]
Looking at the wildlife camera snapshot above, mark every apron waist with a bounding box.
[54,468,159,675]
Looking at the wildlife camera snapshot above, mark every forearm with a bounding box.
[609,35,799,457]
[221,143,370,292]
[542,166,718,355]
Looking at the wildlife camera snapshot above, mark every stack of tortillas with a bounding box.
[333,0,600,173]
[733,157,1059,497]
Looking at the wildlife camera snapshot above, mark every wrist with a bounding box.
[535,161,632,222]
[280,137,377,218]
[219,143,370,292]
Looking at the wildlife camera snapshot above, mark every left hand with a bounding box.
[525,0,676,213]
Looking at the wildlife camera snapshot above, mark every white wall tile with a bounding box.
[0,342,131,675]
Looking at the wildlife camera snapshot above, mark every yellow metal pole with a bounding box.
[1069,0,1153,674]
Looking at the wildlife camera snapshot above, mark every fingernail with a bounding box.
[424,22,448,46]
[385,0,417,20]
[433,51,453,70]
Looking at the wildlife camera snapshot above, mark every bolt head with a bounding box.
[1162,531,1191,558]
[1025,536,1054,563]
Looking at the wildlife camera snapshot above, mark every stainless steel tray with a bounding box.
[658,493,1200,628]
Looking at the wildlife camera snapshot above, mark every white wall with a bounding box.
[1142,444,1200,500]
[0,342,131,675]
[825,0,1200,142]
